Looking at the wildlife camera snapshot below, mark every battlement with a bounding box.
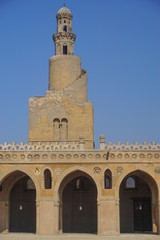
[0,136,85,151]
[100,135,160,151]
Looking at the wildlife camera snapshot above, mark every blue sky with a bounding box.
[0,0,160,148]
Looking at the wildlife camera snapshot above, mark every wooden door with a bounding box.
[134,198,152,232]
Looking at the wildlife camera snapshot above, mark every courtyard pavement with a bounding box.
[0,233,160,240]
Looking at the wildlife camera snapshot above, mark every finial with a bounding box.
[64,3,66,7]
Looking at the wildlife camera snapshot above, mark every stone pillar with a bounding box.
[42,176,44,190]
[59,201,62,233]
[152,202,157,233]
[99,198,119,235]
[0,200,8,233]
[115,199,120,234]
[38,199,55,234]
[5,201,9,233]
[157,201,160,234]
[54,200,60,233]
[36,200,40,234]
[97,200,101,234]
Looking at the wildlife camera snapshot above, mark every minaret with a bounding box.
[28,6,94,149]
[49,6,81,92]
[53,6,76,55]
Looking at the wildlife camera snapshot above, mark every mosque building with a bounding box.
[0,6,160,236]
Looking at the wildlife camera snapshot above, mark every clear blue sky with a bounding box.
[0,0,160,148]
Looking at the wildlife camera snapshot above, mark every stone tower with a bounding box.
[53,7,75,56]
[28,6,94,149]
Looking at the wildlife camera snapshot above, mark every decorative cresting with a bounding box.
[53,6,76,55]
[0,137,84,151]
[100,135,160,151]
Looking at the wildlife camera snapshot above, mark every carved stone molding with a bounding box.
[117,154,122,159]
[0,149,160,164]
[124,153,130,159]
[20,154,25,160]
[117,167,123,174]
[54,167,62,175]
[154,153,160,159]
[115,200,120,206]
[155,168,160,174]
[93,167,101,174]
[132,154,137,159]
[54,200,60,207]
[34,168,41,176]
[110,153,115,160]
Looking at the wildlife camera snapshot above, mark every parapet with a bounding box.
[0,136,85,152]
[100,135,160,151]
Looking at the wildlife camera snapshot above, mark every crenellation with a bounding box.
[104,141,160,151]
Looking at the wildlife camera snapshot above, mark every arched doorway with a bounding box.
[0,171,36,233]
[119,170,158,233]
[9,175,36,232]
[60,171,97,233]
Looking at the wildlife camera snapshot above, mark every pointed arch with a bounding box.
[0,166,40,198]
[115,167,159,199]
[54,166,101,201]
[118,169,159,234]
[53,166,101,234]
[0,167,40,233]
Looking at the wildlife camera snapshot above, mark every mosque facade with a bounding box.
[0,6,160,236]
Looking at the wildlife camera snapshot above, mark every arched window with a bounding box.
[63,25,67,32]
[63,45,67,54]
[61,118,68,140]
[104,169,112,189]
[44,169,52,189]
[126,177,135,189]
[53,118,60,141]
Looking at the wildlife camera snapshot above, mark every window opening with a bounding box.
[104,169,112,189]
[26,179,35,190]
[105,177,110,189]
[126,177,135,189]
[63,45,67,55]
[63,25,67,32]
[53,118,60,141]
[44,169,52,189]
[61,118,68,140]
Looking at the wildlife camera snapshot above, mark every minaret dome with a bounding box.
[56,7,72,33]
